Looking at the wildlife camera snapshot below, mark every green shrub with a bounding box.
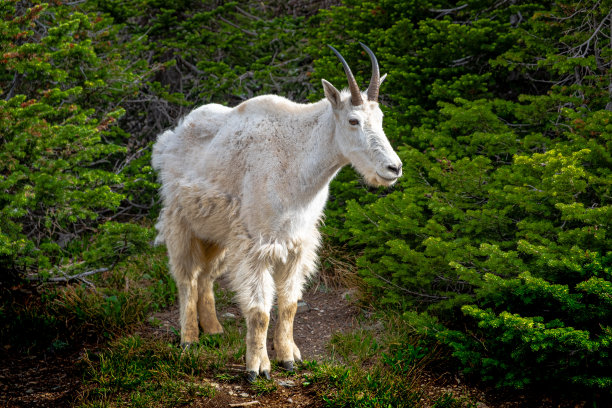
[0,246,174,351]
[0,1,157,277]
[436,254,612,391]
[308,0,612,398]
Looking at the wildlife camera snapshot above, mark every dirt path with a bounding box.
[149,287,360,362]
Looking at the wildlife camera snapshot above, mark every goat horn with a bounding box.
[327,45,363,106]
[359,42,380,101]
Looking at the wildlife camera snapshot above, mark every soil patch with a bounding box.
[0,347,82,408]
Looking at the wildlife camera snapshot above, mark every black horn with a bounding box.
[359,42,380,101]
[327,44,363,106]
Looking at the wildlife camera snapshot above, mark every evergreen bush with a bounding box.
[307,0,611,396]
[0,1,155,276]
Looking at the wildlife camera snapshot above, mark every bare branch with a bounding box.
[26,267,109,285]
[450,55,474,67]
[369,269,449,301]
[114,146,149,174]
[4,73,21,101]
[429,3,468,18]
[235,6,261,21]
[607,13,612,111]
[565,9,612,57]
[229,401,260,407]
[218,16,257,36]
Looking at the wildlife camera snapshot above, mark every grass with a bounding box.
[314,237,361,291]
[77,309,248,407]
[3,241,476,407]
[327,329,381,365]
[0,245,175,352]
[77,317,474,408]
[79,335,217,407]
[251,377,278,395]
[302,321,447,408]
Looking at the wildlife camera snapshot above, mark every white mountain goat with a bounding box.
[152,43,402,382]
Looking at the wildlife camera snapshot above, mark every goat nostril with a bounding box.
[387,164,401,175]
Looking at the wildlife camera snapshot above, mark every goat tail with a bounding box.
[151,129,175,172]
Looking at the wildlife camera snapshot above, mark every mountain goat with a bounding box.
[152,43,402,382]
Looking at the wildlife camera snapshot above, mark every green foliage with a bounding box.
[303,0,612,398]
[0,1,157,276]
[303,321,469,408]
[435,255,612,391]
[85,0,315,117]
[0,247,173,351]
[80,335,216,407]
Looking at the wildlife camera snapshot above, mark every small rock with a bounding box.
[222,312,236,320]
[287,397,294,403]
[369,321,384,331]
[341,288,357,300]
[240,392,250,398]
[278,379,295,387]
[25,388,33,394]
[476,403,489,408]
[228,390,236,396]
[296,300,310,314]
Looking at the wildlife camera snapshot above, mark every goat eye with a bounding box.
[349,119,359,126]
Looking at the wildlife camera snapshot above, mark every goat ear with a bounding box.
[322,79,342,109]
[380,73,387,85]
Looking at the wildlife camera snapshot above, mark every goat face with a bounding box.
[323,86,402,186]
[323,43,401,187]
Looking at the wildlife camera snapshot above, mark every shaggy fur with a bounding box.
[152,76,401,379]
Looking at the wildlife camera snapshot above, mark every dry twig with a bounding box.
[229,401,260,407]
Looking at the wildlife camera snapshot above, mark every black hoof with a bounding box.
[180,342,193,350]
[280,361,294,372]
[246,371,258,383]
[262,370,271,380]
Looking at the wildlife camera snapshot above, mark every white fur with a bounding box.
[152,80,401,377]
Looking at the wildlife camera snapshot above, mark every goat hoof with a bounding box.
[246,371,258,383]
[262,370,271,380]
[180,342,194,350]
[280,361,294,372]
